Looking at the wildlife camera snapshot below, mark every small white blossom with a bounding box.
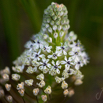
[75,60,83,70]
[25,79,33,86]
[18,89,25,96]
[24,41,33,49]
[32,60,40,66]
[55,76,64,83]
[36,74,44,81]
[63,89,69,97]
[69,41,81,51]
[68,89,75,97]
[41,95,47,102]
[44,86,52,94]
[48,51,61,60]
[2,74,9,81]
[37,80,45,88]
[12,74,20,81]
[26,66,37,74]
[39,58,51,73]
[12,65,24,73]
[69,49,80,62]
[74,79,83,85]
[32,40,43,50]
[17,82,24,90]
[68,31,77,42]
[5,84,11,91]
[41,45,52,53]
[49,61,61,75]
[61,56,73,69]
[61,81,68,89]
[32,50,45,61]
[0,67,10,75]
[53,32,58,38]
[6,95,13,103]
[56,45,67,55]
[33,88,39,96]
[0,89,4,98]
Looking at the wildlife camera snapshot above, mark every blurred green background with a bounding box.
[0,0,103,103]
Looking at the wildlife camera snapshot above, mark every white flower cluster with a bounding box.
[0,2,89,103]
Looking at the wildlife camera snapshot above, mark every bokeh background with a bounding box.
[0,0,103,103]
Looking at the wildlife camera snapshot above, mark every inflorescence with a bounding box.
[0,2,89,103]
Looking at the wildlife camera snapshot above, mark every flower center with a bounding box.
[54,65,58,69]
[68,70,71,73]
[53,54,57,57]
[37,41,40,44]
[44,47,46,50]
[78,62,80,64]
[35,54,39,58]
[43,62,47,66]
[67,61,70,64]
[61,46,65,50]
[75,52,78,55]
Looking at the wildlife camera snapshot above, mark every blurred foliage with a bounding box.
[0,0,103,103]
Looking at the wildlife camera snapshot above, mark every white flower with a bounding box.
[17,82,24,90]
[6,95,13,102]
[12,65,24,73]
[68,89,75,97]
[36,74,44,80]
[68,31,77,42]
[61,81,68,89]
[80,52,89,65]
[18,89,24,96]
[56,45,67,55]
[41,95,47,102]
[75,60,83,70]
[61,56,73,69]
[55,76,64,83]
[39,58,51,73]
[12,74,20,81]
[75,70,84,79]
[69,49,80,62]
[24,41,33,49]
[2,74,9,81]
[74,79,83,85]
[37,80,45,88]
[32,60,40,66]
[26,66,37,74]
[49,60,61,75]
[32,50,45,61]
[63,89,69,97]
[0,67,10,75]
[5,84,11,91]
[44,86,52,94]
[32,40,43,50]
[0,89,4,98]
[41,45,52,53]
[48,51,61,60]
[33,88,39,96]
[69,41,81,51]
[25,79,33,86]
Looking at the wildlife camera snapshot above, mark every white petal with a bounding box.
[56,61,60,65]
[47,63,51,68]
[39,66,43,70]
[75,64,79,70]
[52,60,55,65]
[63,50,67,55]
[65,56,67,61]
[48,55,52,58]
[56,69,60,74]
[61,61,66,64]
